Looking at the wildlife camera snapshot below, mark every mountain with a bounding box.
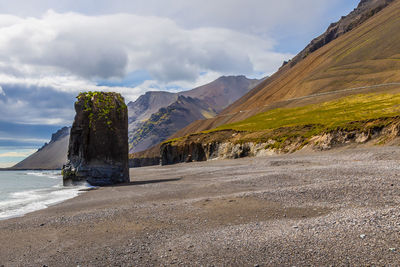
[128,75,260,153]
[180,75,260,112]
[12,127,70,170]
[128,91,178,134]
[170,0,400,138]
[129,95,217,153]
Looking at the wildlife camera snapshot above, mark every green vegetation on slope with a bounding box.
[213,93,400,134]
[164,93,400,152]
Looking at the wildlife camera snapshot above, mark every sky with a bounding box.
[0,0,360,167]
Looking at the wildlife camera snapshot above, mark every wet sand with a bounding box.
[1,146,400,266]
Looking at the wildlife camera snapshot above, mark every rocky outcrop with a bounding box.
[161,140,276,165]
[62,92,129,186]
[290,0,394,66]
[160,118,400,166]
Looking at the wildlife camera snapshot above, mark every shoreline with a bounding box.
[0,170,89,221]
[1,146,400,265]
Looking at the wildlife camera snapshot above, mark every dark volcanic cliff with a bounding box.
[62,92,129,186]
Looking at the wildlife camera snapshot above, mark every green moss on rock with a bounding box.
[77,91,127,130]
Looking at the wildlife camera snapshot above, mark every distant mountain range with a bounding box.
[129,95,217,153]
[12,75,259,169]
[128,75,260,153]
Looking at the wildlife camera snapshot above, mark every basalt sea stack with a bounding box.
[62,92,129,186]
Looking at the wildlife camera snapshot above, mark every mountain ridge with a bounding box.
[128,75,260,153]
[129,95,217,153]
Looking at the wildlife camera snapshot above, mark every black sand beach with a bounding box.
[1,146,400,266]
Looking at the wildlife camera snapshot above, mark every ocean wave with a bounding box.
[0,185,88,220]
[26,171,61,180]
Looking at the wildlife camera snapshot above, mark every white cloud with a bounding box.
[0,11,292,84]
[0,162,16,168]
[0,137,48,143]
[0,149,36,158]
[0,10,295,126]
[0,85,4,95]
[0,1,352,38]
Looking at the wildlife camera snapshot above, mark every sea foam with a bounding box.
[0,170,88,220]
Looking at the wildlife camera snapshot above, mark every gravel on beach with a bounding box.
[1,146,400,266]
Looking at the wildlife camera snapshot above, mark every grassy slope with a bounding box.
[223,0,400,114]
[164,92,400,148]
[214,93,400,133]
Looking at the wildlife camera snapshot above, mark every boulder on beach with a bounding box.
[62,92,130,186]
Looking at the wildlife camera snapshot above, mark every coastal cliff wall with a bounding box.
[160,117,400,165]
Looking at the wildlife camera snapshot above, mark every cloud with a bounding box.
[0,10,296,126]
[0,11,292,83]
[0,148,37,168]
[0,162,17,168]
[0,149,36,158]
[0,1,358,39]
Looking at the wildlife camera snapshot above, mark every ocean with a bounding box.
[0,170,88,220]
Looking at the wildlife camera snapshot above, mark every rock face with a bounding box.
[62,92,129,186]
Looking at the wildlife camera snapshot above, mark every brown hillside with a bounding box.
[172,0,400,138]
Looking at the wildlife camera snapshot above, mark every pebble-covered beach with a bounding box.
[1,146,400,266]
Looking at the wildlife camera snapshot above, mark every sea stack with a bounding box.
[62,92,130,186]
